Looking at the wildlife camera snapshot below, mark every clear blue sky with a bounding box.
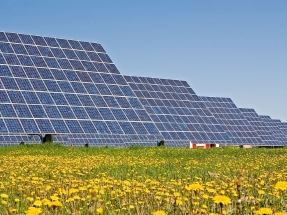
[1,0,287,121]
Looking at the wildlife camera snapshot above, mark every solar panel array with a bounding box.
[239,108,279,146]
[200,97,264,145]
[259,116,287,145]
[0,31,286,147]
[125,76,230,146]
[0,31,162,146]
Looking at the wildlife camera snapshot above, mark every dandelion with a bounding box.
[33,200,42,207]
[275,181,287,191]
[153,211,166,215]
[0,193,8,199]
[25,207,42,215]
[212,195,231,204]
[255,207,273,214]
[96,208,103,214]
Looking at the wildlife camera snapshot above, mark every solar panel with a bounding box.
[259,116,287,146]
[0,31,163,146]
[200,97,264,145]
[125,76,231,146]
[239,108,280,146]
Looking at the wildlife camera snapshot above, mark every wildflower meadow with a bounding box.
[0,144,287,215]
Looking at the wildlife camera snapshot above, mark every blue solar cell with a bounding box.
[20,119,39,133]
[85,107,102,120]
[78,95,94,106]
[70,82,87,93]
[37,68,53,79]
[81,61,97,71]
[30,79,47,91]
[0,53,6,64]
[4,119,24,133]
[18,34,34,44]
[0,65,12,76]
[0,119,8,132]
[50,93,68,105]
[69,60,85,70]
[13,104,32,118]
[17,55,34,66]
[4,54,20,65]
[37,92,54,104]
[96,84,112,95]
[7,91,26,104]
[79,41,94,51]
[105,121,123,134]
[120,86,134,97]
[77,71,92,82]
[36,119,55,133]
[25,45,41,56]
[93,62,108,72]
[98,108,115,120]
[44,37,59,47]
[123,109,140,121]
[135,109,151,121]
[50,47,66,58]
[44,106,62,118]
[119,122,136,134]
[38,46,53,57]
[64,94,81,106]
[0,104,16,117]
[0,42,14,53]
[29,105,47,118]
[57,39,72,49]
[111,109,127,120]
[21,92,39,104]
[86,52,101,62]
[93,121,110,134]
[90,43,105,52]
[31,35,47,46]
[0,32,8,42]
[44,80,61,92]
[31,56,47,67]
[132,122,148,134]
[98,53,112,63]
[116,97,131,108]
[44,57,61,69]
[103,96,119,107]
[91,95,107,107]
[58,81,74,93]
[63,49,78,59]
[11,44,28,55]
[68,40,83,50]
[51,120,69,133]
[16,78,33,90]
[83,83,99,94]
[89,72,104,83]
[58,106,76,119]
[79,121,97,133]
[72,107,89,119]
[108,85,124,96]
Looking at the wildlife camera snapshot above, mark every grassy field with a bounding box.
[0,144,287,215]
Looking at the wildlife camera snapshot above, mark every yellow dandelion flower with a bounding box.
[0,193,8,199]
[255,207,273,215]
[33,200,42,207]
[186,183,204,191]
[1,200,7,205]
[153,211,166,215]
[212,195,231,204]
[96,207,103,214]
[25,207,42,215]
[275,181,287,191]
[51,200,62,207]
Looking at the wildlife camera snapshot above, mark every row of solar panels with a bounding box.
[0,31,286,147]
